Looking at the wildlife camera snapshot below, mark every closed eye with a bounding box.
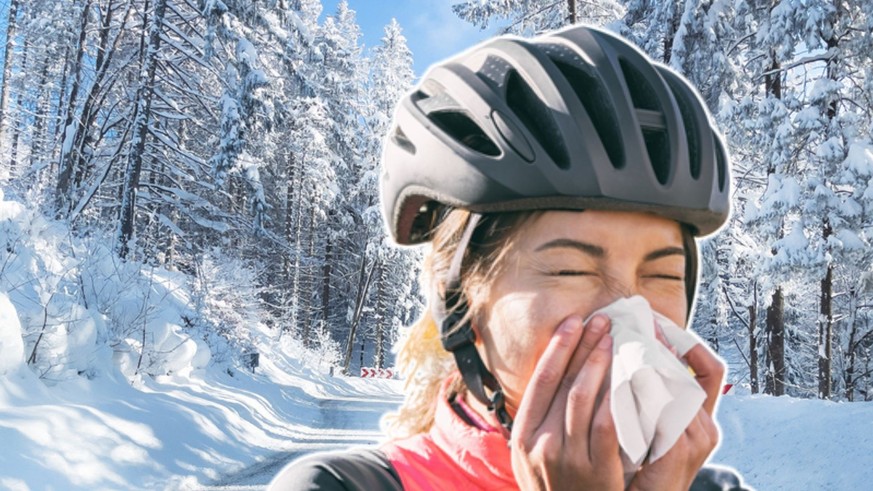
[644,274,684,281]
[551,270,595,277]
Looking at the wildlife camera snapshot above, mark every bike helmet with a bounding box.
[381,24,729,245]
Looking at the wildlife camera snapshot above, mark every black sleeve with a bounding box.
[268,448,403,491]
[691,465,754,491]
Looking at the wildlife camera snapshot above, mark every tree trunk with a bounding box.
[300,203,317,347]
[0,0,19,166]
[342,256,379,373]
[290,157,306,333]
[567,0,577,24]
[117,0,167,259]
[72,1,125,193]
[321,215,333,333]
[54,0,93,216]
[762,46,785,396]
[49,46,72,175]
[8,36,26,173]
[749,304,759,394]
[374,263,388,369]
[765,52,782,100]
[283,151,301,329]
[765,287,785,395]
[818,219,833,399]
[30,59,50,170]
[662,3,681,64]
[818,16,839,400]
[845,288,858,401]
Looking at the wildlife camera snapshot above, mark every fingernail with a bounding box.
[598,334,612,350]
[563,315,583,332]
[589,315,608,333]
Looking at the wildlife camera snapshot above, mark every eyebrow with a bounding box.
[535,239,604,257]
[535,239,685,262]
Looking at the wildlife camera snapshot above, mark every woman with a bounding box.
[272,23,748,490]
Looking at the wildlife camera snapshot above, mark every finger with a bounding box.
[566,315,611,387]
[682,410,719,463]
[513,315,585,440]
[537,316,610,447]
[688,409,720,450]
[565,333,613,450]
[683,344,725,415]
[549,315,610,410]
[552,314,610,424]
[589,388,619,466]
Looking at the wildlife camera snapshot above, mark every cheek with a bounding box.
[481,291,550,366]
[477,288,592,409]
[643,285,688,327]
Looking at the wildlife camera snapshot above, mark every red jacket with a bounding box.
[380,376,519,491]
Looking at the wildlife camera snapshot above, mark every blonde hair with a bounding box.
[381,209,540,439]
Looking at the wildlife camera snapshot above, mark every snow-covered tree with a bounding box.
[344,18,420,373]
[453,0,623,34]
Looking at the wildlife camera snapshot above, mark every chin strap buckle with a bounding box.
[489,388,513,438]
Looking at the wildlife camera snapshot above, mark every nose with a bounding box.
[593,269,640,308]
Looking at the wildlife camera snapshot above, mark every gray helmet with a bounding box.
[380,24,730,244]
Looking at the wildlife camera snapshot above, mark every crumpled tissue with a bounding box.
[586,295,706,475]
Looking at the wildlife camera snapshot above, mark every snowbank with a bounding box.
[0,334,401,490]
[0,190,400,489]
[0,292,24,376]
[715,394,873,490]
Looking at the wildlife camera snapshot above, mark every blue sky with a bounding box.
[322,0,500,76]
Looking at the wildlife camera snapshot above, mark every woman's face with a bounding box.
[472,210,689,414]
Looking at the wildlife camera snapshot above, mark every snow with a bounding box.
[236,39,258,66]
[0,351,400,490]
[714,395,873,490]
[833,228,867,251]
[1,194,872,491]
[762,174,801,210]
[0,292,24,375]
[0,190,400,489]
[845,142,873,178]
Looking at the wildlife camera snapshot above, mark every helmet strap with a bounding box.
[439,213,513,438]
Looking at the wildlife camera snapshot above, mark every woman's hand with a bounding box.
[628,343,725,491]
[510,314,625,491]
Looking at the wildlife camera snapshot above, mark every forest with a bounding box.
[0,0,871,401]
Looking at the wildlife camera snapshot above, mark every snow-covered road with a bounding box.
[206,393,402,489]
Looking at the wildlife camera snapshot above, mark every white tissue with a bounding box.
[585,296,706,474]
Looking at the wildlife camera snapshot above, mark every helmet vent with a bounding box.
[663,74,701,179]
[429,111,501,156]
[505,70,569,169]
[619,57,660,111]
[392,126,416,155]
[714,132,727,192]
[553,60,624,169]
[643,129,671,185]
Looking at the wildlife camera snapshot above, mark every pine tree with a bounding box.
[341,18,420,373]
[790,0,873,399]
[312,1,367,349]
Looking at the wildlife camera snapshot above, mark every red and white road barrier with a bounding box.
[360,367,395,379]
